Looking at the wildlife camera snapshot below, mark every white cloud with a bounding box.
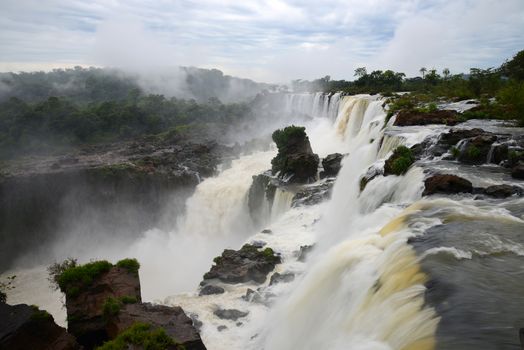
[0,0,523,82]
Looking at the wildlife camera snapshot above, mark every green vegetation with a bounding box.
[0,89,251,159]
[386,146,415,175]
[48,258,141,297]
[116,258,141,275]
[102,294,140,319]
[298,50,524,126]
[271,125,306,149]
[56,260,112,297]
[30,305,53,321]
[96,322,183,350]
[466,145,482,160]
[450,146,460,158]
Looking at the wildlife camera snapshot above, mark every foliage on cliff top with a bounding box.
[271,125,306,150]
[116,258,141,275]
[56,260,112,297]
[96,322,183,350]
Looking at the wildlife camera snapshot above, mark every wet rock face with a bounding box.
[213,308,249,321]
[199,285,225,296]
[457,135,498,164]
[321,153,344,177]
[484,185,522,198]
[271,126,319,183]
[512,164,524,179]
[0,303,80,350]
[105,303,207,350]
[292,179,334,206]
[202,244,281,284]
[394,109,460,126]
[423,174,473,196]
[65,266,141,348]
[269,272,295,286]
[438,128,491,147]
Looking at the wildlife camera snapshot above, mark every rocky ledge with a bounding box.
[45,257,206,350]
[201,244,281,287]
[0,303,80,350]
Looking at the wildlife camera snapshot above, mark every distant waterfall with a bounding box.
[285,92,342,120]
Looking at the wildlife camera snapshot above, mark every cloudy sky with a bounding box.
[1,0,523,83]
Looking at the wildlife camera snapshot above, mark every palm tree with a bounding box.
[420,67,427,78]
[443,68,450,79]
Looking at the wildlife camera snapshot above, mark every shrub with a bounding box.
[271,125,306,150]
[450,146,460,158]
[385,146,415,175]
[30,305,53,321]
[466,145,481,159]
[0,291,6,303]
[57,260,112,297]
[116,258,140,275]
[48,258,78,291]
[103,297,123,319]
[96,322,180,350]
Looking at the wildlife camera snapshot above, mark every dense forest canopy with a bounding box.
[0,50,522,160]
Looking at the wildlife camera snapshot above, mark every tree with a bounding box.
[420,67,427,78]
[443,68,450,79]
[500,49,524,81]
[354,67,367,79]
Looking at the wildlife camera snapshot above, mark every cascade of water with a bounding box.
[270,188,295,221]
[261,95,439,350]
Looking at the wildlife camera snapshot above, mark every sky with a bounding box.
[0,0,523,83]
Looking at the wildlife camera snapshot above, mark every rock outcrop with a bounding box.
[0,303,80,350]
[512,164,524,179]
[394,109,460,126]
[0,139,225,271]
[457,135,498,164]
[202,244,281,284]
[383,146,415,176]
[62,262,141,348]
[423,174,473,196]
[247,172,277,227]
[105,303,206,350]
[271,126,319,183]
[484,184,522,198]
[321,153,344,177]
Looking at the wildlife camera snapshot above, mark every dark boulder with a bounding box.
[438,128,490,147]
[271,126,319,183]
[297,245,314,262]
[63,264,141,348]
[0,303,80,350]
[321,153,344,177]
[423,174,473,196]
[394,109,460,126]
[203,244,281,284]
[213,308,248,321]
[269,272,295,286]
[484,185,522,198]
[199,285,225,296]
[457,135,497,164]
[512,164,524,180]
[489,144,509,164]
[105,303,206,350]
[292,179,334,206]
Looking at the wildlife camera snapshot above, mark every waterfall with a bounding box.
[260,95,439,350]
[270,188,295,221]
[284,92,343,120]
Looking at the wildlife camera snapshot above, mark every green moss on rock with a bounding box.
[57,260,112,297]
[384,146,415,176]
